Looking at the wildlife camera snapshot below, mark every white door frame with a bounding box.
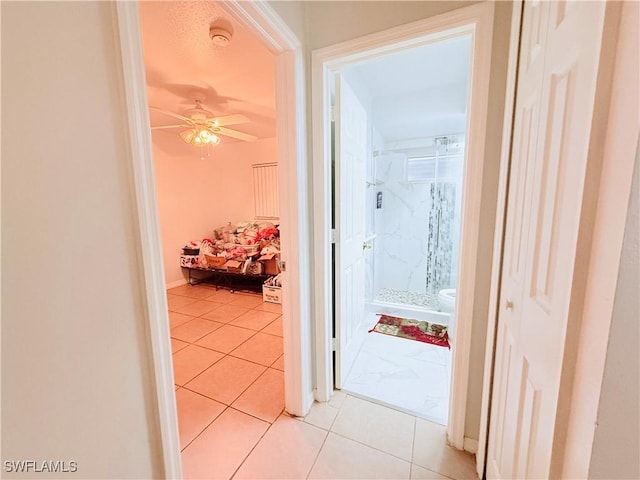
[475,1,523,477]
[311,2,495,450]
[113,2,312,478]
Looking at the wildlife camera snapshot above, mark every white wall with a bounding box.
[152,136,277,284]
[589,150,640,479]
[1,2,162,478]
[303,1,477,50]
[267,0,307,46]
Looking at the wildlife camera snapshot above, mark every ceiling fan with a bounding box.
[150,97,257,146]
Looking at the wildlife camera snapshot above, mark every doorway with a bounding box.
[312,2,495,450]
[115,1,311,477]
[333,34,472,426]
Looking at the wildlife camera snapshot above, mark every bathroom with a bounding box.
[339,34,471,425]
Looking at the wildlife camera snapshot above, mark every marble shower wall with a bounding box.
[375,153,431,293]
[374,152,462,297]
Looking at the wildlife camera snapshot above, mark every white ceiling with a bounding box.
[139,4,471,148]
[344,35,472,142]
[138,1,276,149]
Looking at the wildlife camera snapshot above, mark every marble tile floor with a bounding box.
[343,313,452,425]
[168,283,473,479]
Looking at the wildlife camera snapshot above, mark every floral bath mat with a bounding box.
[369,314,450,348]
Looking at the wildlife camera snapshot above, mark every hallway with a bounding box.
[168,284,476,479]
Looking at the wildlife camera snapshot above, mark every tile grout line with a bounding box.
[327,429,415,466]
[170,289,285,477]
[169,293,268,316]
[169,302,228,317]
[174,328,257,387]
[179,323,258,348]
[170,321,228,344]
[178,351,267,396]
[341,388,449,427]
[226,367,282,418]
[178,364,283,452]
[179,404,230,453]
[302,394,345,479]
[303,418,332,480]
[198,329,274,361]
[228,421,272,480]
[180,327,282,413]
[173,309,282,359]
[169,287,262,299]
[411,415,417,461]
[226,405,286,426]
[410,416,418,478]
[175,326,282,386]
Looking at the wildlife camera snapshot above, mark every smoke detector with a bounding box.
[209,26,233,46]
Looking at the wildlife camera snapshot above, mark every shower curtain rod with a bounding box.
[377,150,466,159]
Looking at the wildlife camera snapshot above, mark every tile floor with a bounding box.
[343,313,451,425]
[168,283,476,480]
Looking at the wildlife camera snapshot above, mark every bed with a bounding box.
[180,220,281,293]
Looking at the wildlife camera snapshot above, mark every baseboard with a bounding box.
[165,278,187,289]
[463,437,478,454]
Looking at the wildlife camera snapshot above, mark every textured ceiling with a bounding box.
[138,1,276,147]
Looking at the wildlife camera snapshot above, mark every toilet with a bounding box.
[438,289,457,345]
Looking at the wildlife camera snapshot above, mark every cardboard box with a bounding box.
[223,260,243,273]
[204,254,226,269]
[180,255,199,268]
[259,253,280,275]
[262,285,282,304]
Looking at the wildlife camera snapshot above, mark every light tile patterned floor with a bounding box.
[168,283,476,480]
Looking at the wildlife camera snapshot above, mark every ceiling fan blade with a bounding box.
[151,124,188,130]
[216,127,258,142]
[209,114,250,127]
[149,106,191,122]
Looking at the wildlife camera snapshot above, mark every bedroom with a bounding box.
[138,2,287,472]
[140,1,280,288]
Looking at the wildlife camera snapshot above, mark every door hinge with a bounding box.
[330,105,336,122]
[331,338,337,351]
[331,229,338,244]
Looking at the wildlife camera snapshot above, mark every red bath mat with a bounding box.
[369,314,450,348]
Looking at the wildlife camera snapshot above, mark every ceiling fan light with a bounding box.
[179,129,196,144]
[208,134,221,145]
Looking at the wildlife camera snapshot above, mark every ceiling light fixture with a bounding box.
[209,26,232,47]
[179,127,221,160]
[179,127,221,146]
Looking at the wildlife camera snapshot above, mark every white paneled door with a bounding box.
[334,73,368,388]
[487,2,610,478]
